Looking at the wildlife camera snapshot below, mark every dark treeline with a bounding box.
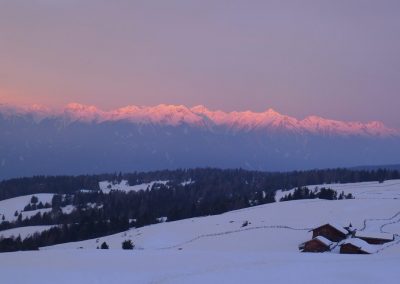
[1,178,276,232]
[0,175,100,201]
[1,168,399,201]
[0,167,398,252]
[280,187,354,201]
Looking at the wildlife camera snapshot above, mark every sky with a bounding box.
[0,0,399,128]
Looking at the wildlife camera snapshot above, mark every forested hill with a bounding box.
[1,168,399,201]
[0,168,399,252]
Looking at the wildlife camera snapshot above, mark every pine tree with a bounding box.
[100,242,109,249]
[122,240,134,250]
[30,195,39,205]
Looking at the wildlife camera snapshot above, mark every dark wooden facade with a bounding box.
[311,224,347,242]
[356,236,393,245]
[340,243,370,254]
[301,239,330,253]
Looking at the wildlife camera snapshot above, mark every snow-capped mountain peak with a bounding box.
[64,103,104,122]
[0,102,398,137]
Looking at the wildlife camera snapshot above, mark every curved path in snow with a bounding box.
[157,225,311,250]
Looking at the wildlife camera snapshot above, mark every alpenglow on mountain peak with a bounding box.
[0,102,398,137]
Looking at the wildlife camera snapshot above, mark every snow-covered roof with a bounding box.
[355,231,394,241]
[311,223,348,235]
[314,236,333,247]
[341,238,376,254]
[328,223,349,235]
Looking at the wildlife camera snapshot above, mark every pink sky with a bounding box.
[1,1,399,127]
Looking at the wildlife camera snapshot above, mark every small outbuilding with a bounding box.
[354,231,394,245]
[340,238,375,254]
[300,236,332,253]
[310,223,348,242]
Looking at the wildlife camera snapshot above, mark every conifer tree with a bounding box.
[100,242,109,249]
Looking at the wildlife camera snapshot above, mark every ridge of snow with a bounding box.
[340,238,377,254]
[328,223,349,235]
[313,223,348,235]
[64,103,106,123]
[0,103,398,137]
[110,104,205,126]
[314,236,333,247]
[355,231,394,241]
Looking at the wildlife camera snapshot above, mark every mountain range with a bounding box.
[1,103,399,179]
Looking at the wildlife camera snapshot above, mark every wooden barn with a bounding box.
[354,231,394,245]
[310,223,348,242]
[299,236,332,253]
[340,238,374,254]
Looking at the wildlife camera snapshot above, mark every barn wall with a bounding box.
[340,244,368,254]
[303,240,329,253]
[358,237,392,245]
[312,226,346,242]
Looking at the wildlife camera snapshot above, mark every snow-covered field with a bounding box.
[275,179,400,201]
[1,180,400,283]
[0,193,54,222]
[0,225,57,239]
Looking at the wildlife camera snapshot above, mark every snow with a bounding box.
[156,217,168,223]
[181,179,195,186]
[0,194,54,222]
[0,250,398,284]
[62,205,75,214]
[340,238,377,254]
[43,181,400,254]
[309,223,348,235]
[0,225,57,239]
[355,231,394,241]
[314,236,333,247]
[99,180,169,193]
[1,180,400,283]
[275,179,400,201]
[3,103,398,136]
[326,223,349,235]
[0,194,77,225]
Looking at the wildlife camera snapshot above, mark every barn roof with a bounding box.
[299,236,333,250]
[314,236,333,247]
[310,223,348,235]
[355,231,394,241]
[340,238,376,254]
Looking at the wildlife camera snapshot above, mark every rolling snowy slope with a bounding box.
[0,180,399,283]
[275,179,400,201]
[0,194,54,222]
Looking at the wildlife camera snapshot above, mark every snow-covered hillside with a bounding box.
[0,194,54,222]
[0,225,57,239]
[0,180,399,283]
[275,179,400,201]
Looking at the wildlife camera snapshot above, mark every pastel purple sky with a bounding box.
[1,1,399,127]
